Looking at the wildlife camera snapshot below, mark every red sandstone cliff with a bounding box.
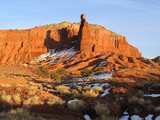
[77,13,141,58]
[0,14,142,66]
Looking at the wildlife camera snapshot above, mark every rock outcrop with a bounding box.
[152,56,160,65]
[77,13,141,58]
[0,13,150,71]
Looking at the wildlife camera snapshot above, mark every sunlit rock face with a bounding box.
[0,13,142,66]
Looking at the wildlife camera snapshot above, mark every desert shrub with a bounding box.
[46,84,52,88]
[81,68,92,77]
[0,95,12,104]
[55,86,71,95]
[23,99,31,106]
[119,64,129,69]
[1,94,21,105]
[15,87,21,92]
[83,86,91,91]
[30,96,43,105]
[23,96,43,106]
[43,87,48,92]
[93,66,105,74]
[26,90,36,95]
[50,72,61,81]
[77,86,83,92]
[0,107,46,120]
[151,83,160,90]
[94,103,116,120]
[56,68,66,75]
[154,106,160,113]
[72,90,80,97]
[95,103,110,116]
[8,108,30,119]
[12,94,21,105]
[138,98,145,106]
[82,89,99,98]
[47,99,64,106]
[3,108,30,120]
[28,81,36,86]
[0,91,6,95]
[93,87,104,93]
[34,66,49,77]
[77,79,84,82]
[101,115,119,120]
[68,100,86,112]
[128,96,139,105]
[135,81,151,90]
[135,90,144,97]
[128,96,146,107]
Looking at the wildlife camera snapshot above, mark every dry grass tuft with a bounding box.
[55,86,71,95]
[82,89,99,98]
[93,86,104,93]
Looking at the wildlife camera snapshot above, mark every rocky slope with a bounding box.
[0,14,159,71]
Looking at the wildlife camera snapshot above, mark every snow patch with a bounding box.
[121,114,159,120]
[100,83,109,88]
[131,115,142,120]
[101,89,109,97]
[67,100,79,105]
[98,60,107,66]
[89,83,100,89]
[73,72,113,80]
[123,111,128,115]
[119,55,123,59]
[33,47,77,64]
[94,72,113,79]
[144,94,160,97]
[156,116,160,120]
[84,114,91,120]
[120,115,129,120]
[145,114,153,120]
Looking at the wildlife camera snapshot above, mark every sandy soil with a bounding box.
[0,65,34,85]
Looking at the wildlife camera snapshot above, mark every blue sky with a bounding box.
[0,0,160,58]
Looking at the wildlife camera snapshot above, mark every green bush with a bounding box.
[93,66,105,74]
[154,106,160,113]
[34,66,49,77]
[56,68,66,75]
[151,83,160,90]
[50,72,61,81]
[119,64,129,69]
[128,96,139,105]
[68,100,86,113]
[81,68,92,77]
[95,103,110,116]
[135,81,151,90]
[94,103,116,120]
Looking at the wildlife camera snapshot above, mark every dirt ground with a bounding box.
[112,68,160,83]
[0,65,33,84]
[0,65,160,119]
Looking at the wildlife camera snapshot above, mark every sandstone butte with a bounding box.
[0,14,159,72]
